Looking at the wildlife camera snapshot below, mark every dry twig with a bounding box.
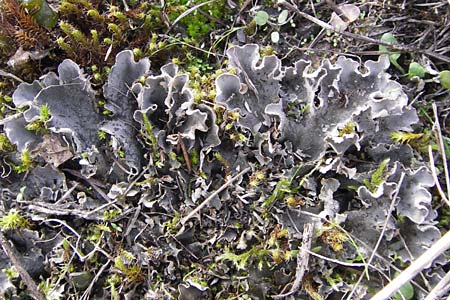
[272,223,314,299]
[0,231,46,300]
[370,229,450,300]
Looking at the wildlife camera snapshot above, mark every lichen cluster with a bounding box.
[0,44,445,299]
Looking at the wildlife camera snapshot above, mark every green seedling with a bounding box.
[392,273,414,300]
[439,70,450,89]
[379,33,405,74]
[408,62,428,79]
[255,11,269,26]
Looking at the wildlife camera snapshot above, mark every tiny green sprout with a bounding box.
[260,45,276,56]
[110,223,122,232]
[229,111,240,121]
[59,21,72,35]
[103,37,113,45]
[71,29,86,44]
[217,246,270,271]
[56,37,71,51]
[157,41,166,49]
[338,122,356,136]
[225,123,233,131]
[262,178,292,209]
[90,29,99,45]
[0,210,31,230]
[108,23,121,37]
[39,104,51,120]
[172,57,181,65]
[163,212,180,234]
[133,48,143,59]
[230,133,247,142]
[440,70,450,89]
[102,109,113,115]
[93,73,102,81]
[87,9,101,20]
[148,42,157,52]
[91,65,98,72]
[106,274,121,299]
[14,148,33,173]
[169,151,177,161]
[112,11,126,23]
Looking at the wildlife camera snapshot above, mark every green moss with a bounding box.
[103,209,122,221]
[217,246,271,270]
[0,134,13,152]
[363,158,390,192]
[114,250,144,283]
[164,0,229,40]
[140,113,159,156]
[262,178,292,209]
[0,210,31,230]
[25,103,51,133]
[14,148,34,173]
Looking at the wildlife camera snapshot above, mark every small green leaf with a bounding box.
[408,62,427,79]
[255,11,269,26]
[393,282,414,300]
[271,31,280,43]
[278,10,288,24]
[379,33,405,74]
[439,70,450,89]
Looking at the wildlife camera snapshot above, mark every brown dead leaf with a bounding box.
[34,134,73,168]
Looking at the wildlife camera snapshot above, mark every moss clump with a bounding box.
[0,210,31,230]
[14,148,34,173]
[165,0,229,40]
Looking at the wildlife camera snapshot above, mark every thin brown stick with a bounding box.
[178,133,192,173]
[0,231,46,300]
[272,223,314,299]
